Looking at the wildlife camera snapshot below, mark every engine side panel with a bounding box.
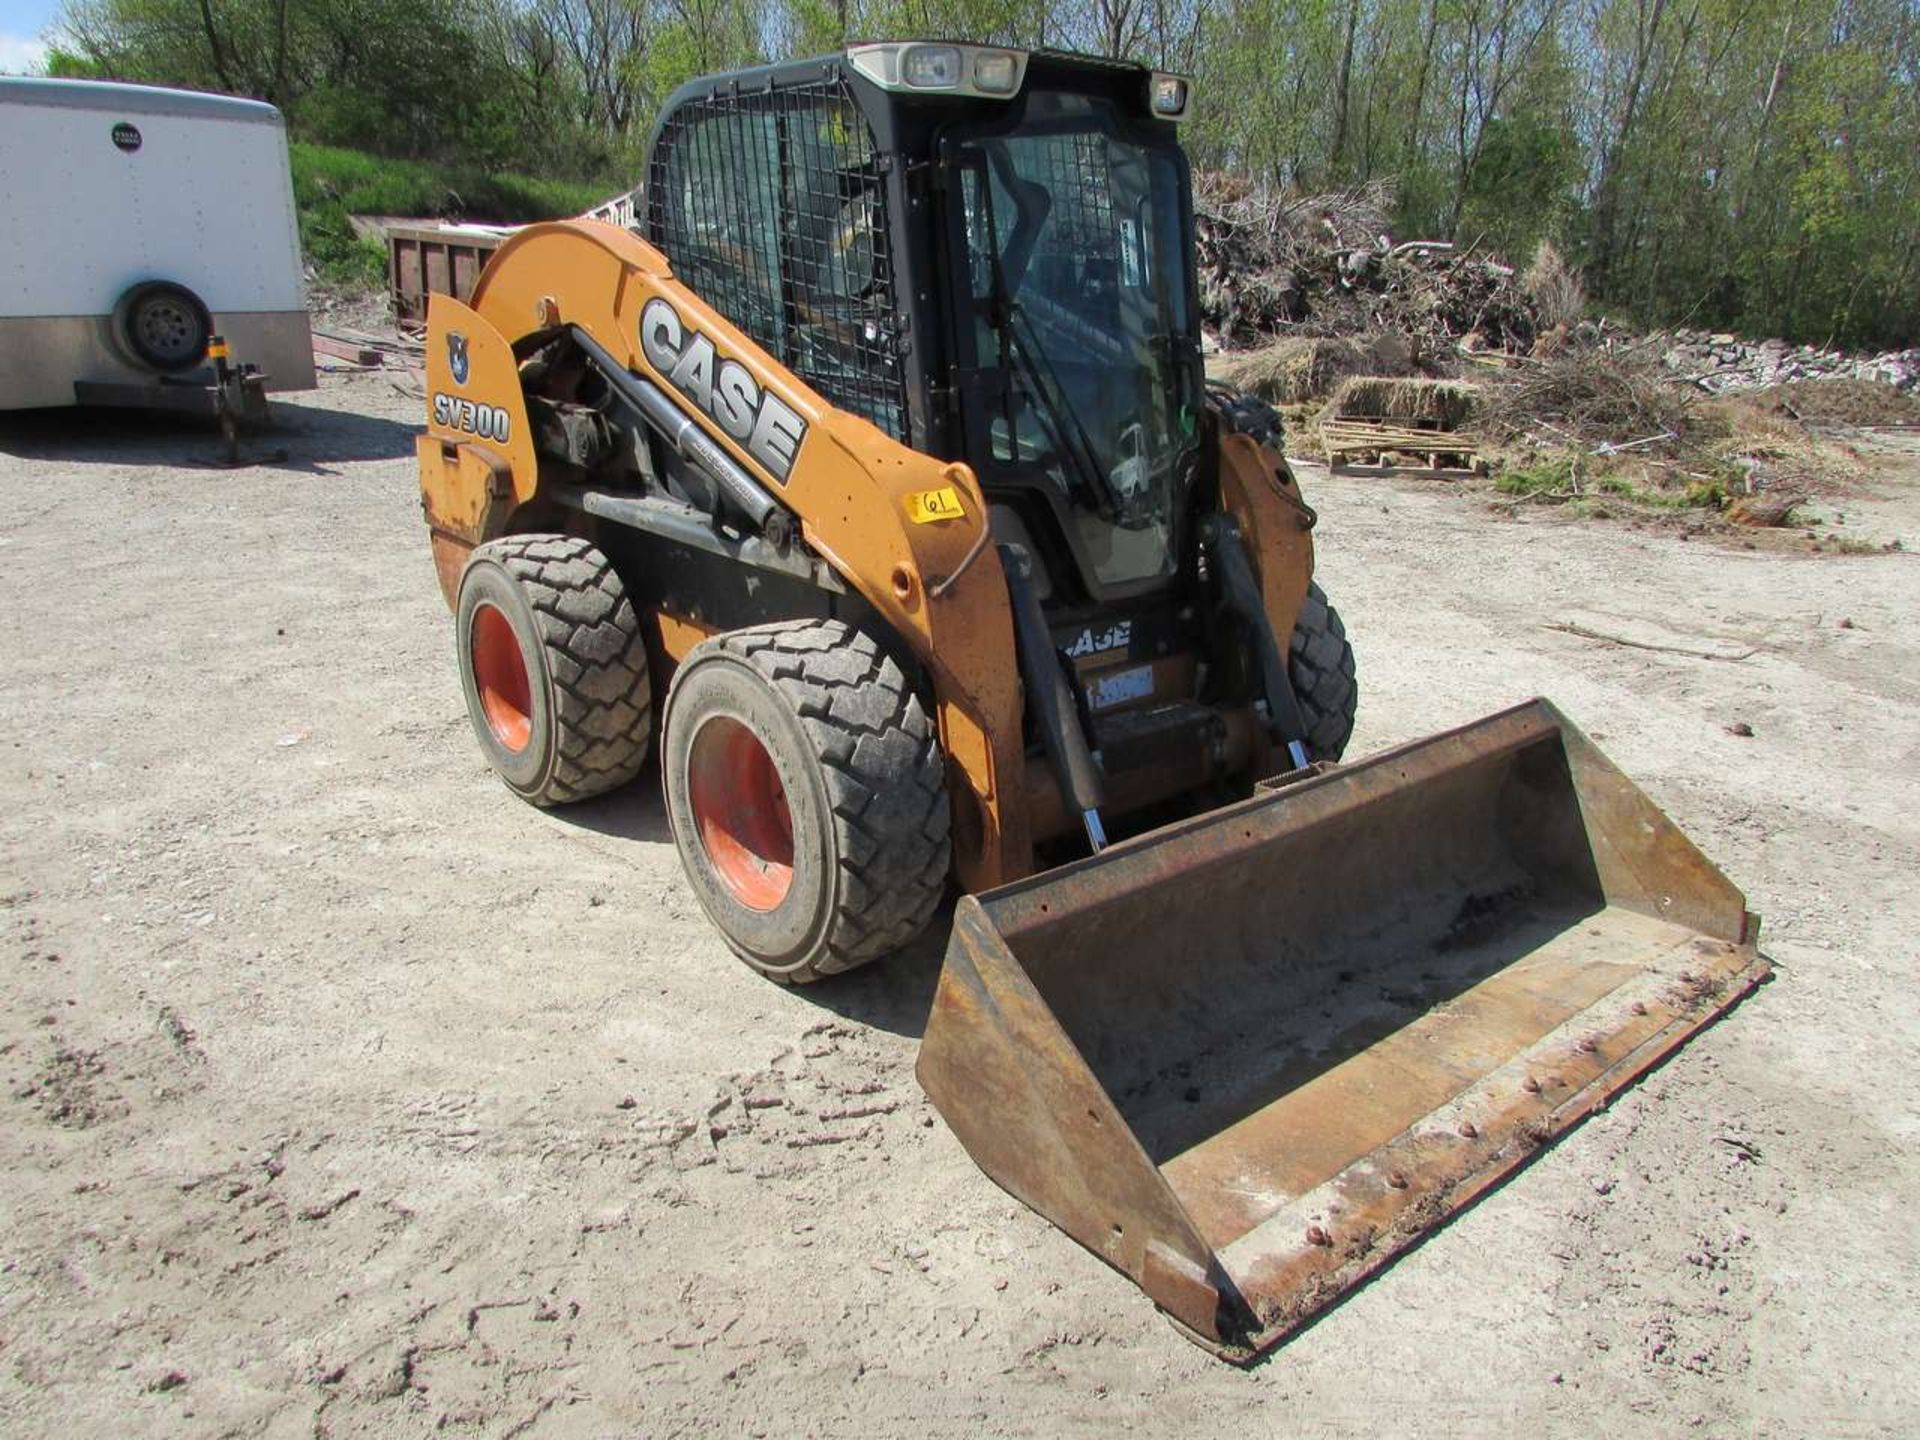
[423,219,1031,888]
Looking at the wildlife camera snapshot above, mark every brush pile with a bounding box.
[1477,344,1702,454]
[1193,173,1541,351]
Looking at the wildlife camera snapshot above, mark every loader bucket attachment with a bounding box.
[918,699,1767,1358]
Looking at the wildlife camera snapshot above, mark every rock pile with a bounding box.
[1654,330,1920,394]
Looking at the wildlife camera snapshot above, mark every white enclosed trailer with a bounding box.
[0,77,316,411]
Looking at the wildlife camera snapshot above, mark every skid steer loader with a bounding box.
[415,43,1767,1357]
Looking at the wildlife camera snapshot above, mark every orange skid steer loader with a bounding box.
[415,44,1767,1357]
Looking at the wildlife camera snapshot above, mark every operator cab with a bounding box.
[642,43,1204,613]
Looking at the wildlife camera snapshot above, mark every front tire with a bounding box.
[455,534,652,806]
[662,620,950,984]
[1290,581,1358,759]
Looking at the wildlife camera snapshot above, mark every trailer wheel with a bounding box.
[1290,582,1358,760]
[663,620,950,984]
[112,281,213,373]
[455,534,651,807]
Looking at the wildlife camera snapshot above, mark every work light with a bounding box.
[972,51,1019,94]
[901,45,963,89]
[1150,73,1190,119]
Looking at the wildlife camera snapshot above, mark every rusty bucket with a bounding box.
[917,699,1767,1358]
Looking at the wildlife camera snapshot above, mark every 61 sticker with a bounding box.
[432,393,512,443]
[906,485,965,524]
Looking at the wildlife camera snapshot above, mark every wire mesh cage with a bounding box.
[647,79,908,440]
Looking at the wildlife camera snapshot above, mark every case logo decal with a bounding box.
[1063,621,1133,659]
[640,297,807,483]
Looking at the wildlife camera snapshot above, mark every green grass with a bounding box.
[290,144,611,225]
[1492,456,1580,497]
[290,143,616,290]
[1493,454,1732,513]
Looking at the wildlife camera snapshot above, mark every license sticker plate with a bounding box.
[1088,664,1154,711]
[906,485,966,523]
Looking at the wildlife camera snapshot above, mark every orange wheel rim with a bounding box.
[688,715,794,911]
[471,602,532,753]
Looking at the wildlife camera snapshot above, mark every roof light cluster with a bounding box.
[845,43,1194,119]
[847,43,1027,98]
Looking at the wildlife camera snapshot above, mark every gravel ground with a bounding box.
[1,372,1916,1438]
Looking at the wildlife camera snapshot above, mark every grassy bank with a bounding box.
[291,143,617,290]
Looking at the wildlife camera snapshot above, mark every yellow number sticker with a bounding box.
[906,485,966,524]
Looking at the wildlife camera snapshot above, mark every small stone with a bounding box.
[615,1095,636,1110]
[1837,617,1854,629]
[1725,722,1755,738]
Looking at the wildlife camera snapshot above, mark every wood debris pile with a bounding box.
[1193,173,1541,352]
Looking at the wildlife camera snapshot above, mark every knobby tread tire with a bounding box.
[1289,581,1358,760]
[1209,381,1286,451]
[679,620,950,982]
[475,533,651,806]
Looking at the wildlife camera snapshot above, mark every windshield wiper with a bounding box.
[973,161,1124,523]
[1007,308,1125,522]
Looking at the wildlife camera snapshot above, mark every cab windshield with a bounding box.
[949,105,1198,589]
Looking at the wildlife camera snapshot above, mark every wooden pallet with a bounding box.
[1320,417,1482,477]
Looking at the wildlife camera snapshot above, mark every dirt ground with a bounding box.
[2,372,1916,1439]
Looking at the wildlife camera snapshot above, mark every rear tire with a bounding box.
[1208,380,1286,451]
[662,620,950,984]
[455,534,651,806]
[1290,582,1357,760]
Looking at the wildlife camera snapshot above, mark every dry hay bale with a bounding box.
[1362,331,1419,373]
[1213,338,1366,403]
[1704,395,1859,498]
[1702,394,1812,452]
[1326,375,1480,427]
[1746,377,1920,426]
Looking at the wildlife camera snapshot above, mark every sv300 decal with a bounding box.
[432,392,511,442]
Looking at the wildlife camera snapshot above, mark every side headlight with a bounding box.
[1150,73,1191,120]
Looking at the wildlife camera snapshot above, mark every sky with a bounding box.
[0,0,61,74]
